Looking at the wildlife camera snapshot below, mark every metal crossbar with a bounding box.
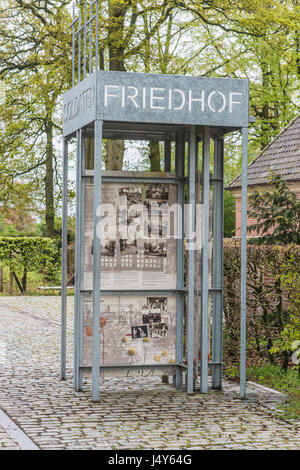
[71,1,99,86]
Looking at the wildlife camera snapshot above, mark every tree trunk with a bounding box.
[281,351,290,372]
[105,1,126,171]
[149,141,161,172]
[267,338,275,364]
[85,137,94,170]
[296,29,300,77]
[259,55,272,150]
[9,268,13,294]
[21,266,27,293]
[0,267,3,293]
[108,1,126,72]
[12,271,24,294]
[104,140,125,170]
[45,120,55,238]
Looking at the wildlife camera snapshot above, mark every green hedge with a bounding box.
[0,237,59,293]
[224,242,300,370]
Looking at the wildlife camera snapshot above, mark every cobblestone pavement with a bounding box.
[0,426,21,450]
[0,296,299,450]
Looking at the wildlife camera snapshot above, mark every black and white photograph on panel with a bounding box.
[145,184,169,201]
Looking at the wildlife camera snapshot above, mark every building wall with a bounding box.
[234,197,269,238]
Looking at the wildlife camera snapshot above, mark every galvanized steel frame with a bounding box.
[211,133,224,390]
[61,124,248,400]
[61,1,249,402]
[240,127,248,399]
[187,126,196,394]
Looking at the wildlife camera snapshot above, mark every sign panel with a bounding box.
[82,173,178,376]
[98,70,249,127]
[63,70,249,135]
[82,294,176,376]
[63,72,97,136]
[83,176,177,291]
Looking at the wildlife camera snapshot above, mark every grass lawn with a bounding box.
[0,266,66,295]
[246,363,300,420]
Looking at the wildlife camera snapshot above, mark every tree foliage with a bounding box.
[0,0,72,237]
[0,1,300,226]
[0,236,59,292]
[248,173,300,244]
[224,190,236,238]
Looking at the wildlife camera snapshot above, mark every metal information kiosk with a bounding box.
[61,2,250,402]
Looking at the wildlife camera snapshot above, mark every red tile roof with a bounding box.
[229,113,300,189]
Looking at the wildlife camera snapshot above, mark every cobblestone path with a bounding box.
[0,296,299,450]
[0,424,21,450]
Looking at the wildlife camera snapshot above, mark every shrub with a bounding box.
[223,242,300,371]
[0,237,59,293]
[248,173,300,244]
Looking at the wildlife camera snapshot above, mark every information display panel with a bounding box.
[82,294,176,376]
[82,173,178,376]
[83,176,178,290]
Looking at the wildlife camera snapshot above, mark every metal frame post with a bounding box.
[74,131,82,389]
[187,126,196,394]
[175,130,185,389]
[240,127,248,399]
[194,133,200,385]
[77,129,86,391]
[211,134,224,390]
[162,132,172,387]
[72,4,75,86]
[200,126,210,393]
[83,0,87,79]
[164,134,171,172]
[95,0,99,71]
[61,138,68,381]
[92,119,103,402]
[78,8,81,82]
